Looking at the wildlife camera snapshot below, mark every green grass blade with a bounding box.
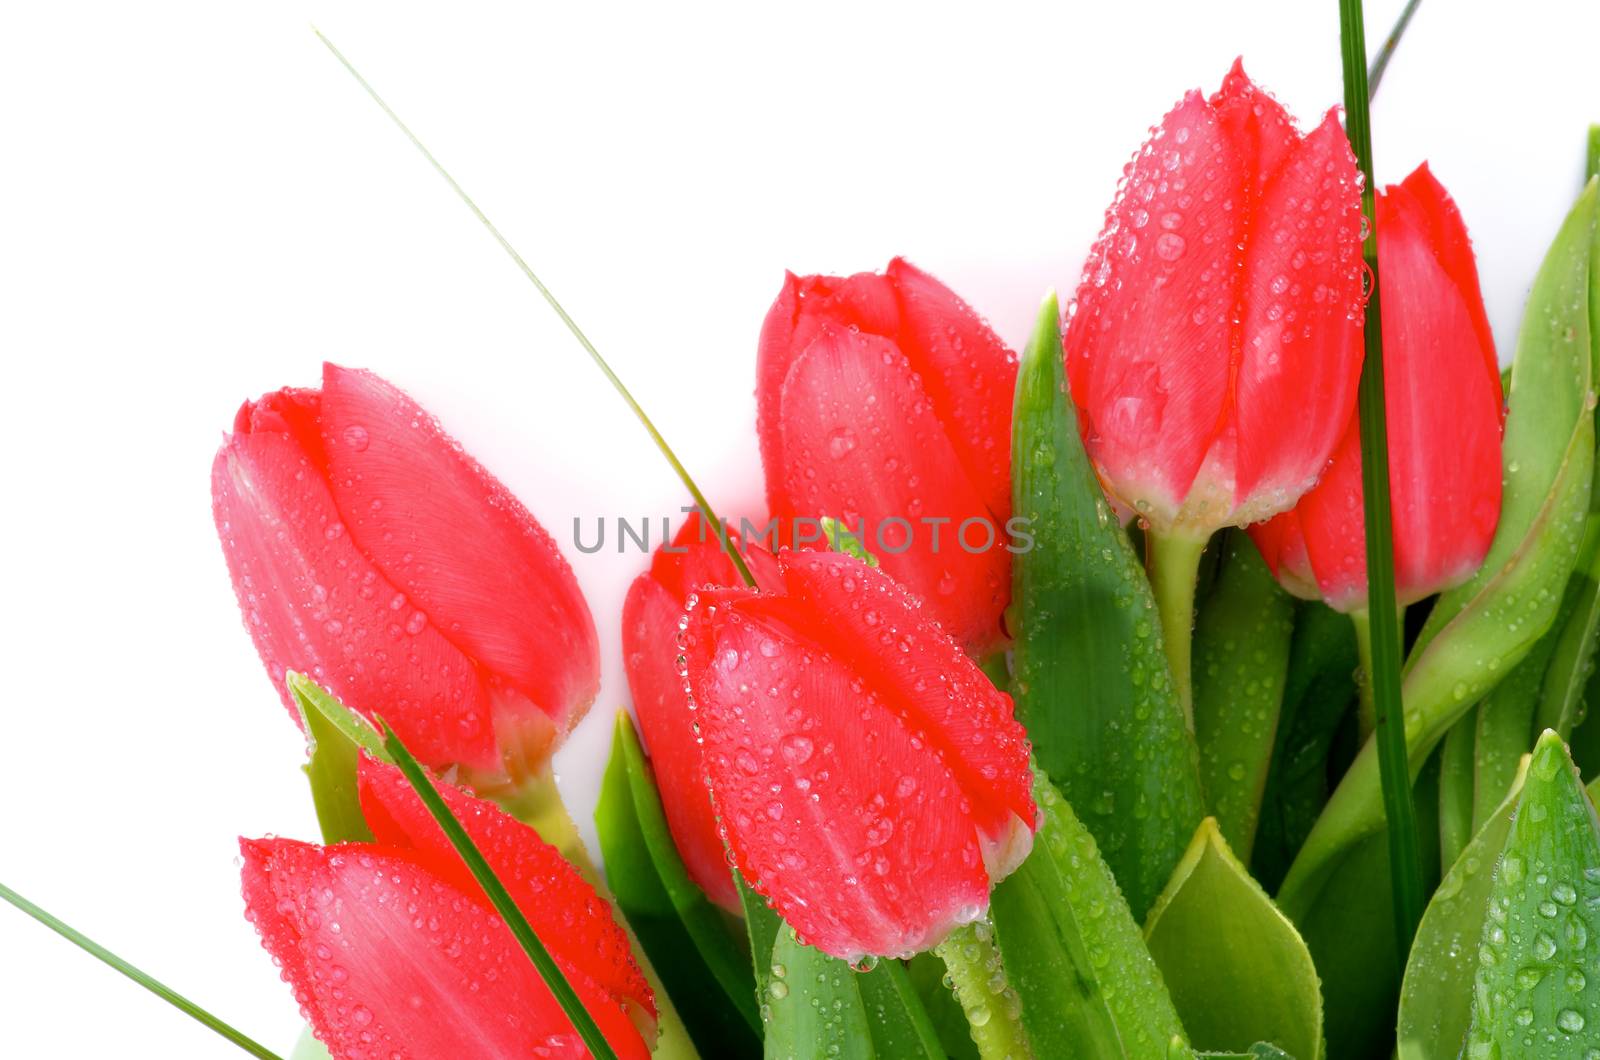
[311,28,754,590]
[0,882,284,1058]
[1366,0,1422,98]
[378,722,619,1060]
[1338,0,1426,957]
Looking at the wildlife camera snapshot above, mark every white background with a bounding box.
[1,1,1595,1054]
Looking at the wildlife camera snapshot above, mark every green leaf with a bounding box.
[989,771,1190,1059]
[288,674,374,845]
[904,953,981,1060]
[1143,819,1322,1060]
[737,874,782,1008]
[1251,603,1359,892]
[763,928,874,1060]
[285,671,388,762]
[595,713,760,1055]
[378,723,618,1060]
[855,959,947,1060]
[1464,731,1600,1055]
[1010,291,1205,918]
[1293,747,1443,1060]
[1472,640,1561,830]
[1536,523,1600,738]
[1192,533,1296,861]
[1438,718,1477,871]
[291,1028,332,1060]
[1197,1047,1294,1060]
[1397,757,1532,1059]
[821,516,879,567]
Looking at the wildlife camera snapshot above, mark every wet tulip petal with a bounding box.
[623,572,739,911]
[777,550,1035,861]
[1377,183,1504,602]
[886,257,1017,519]
[757,271,901,493]
[689,595,990,962]
[212,431,499,772]
[1064,89,1240,521]
[318,365,600,736]
[776,326,1009,650]
[240,838,649,1060]
[1231,111,1365,518]
[356,757,654,1020]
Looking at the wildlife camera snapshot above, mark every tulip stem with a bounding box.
[934,921,1032,1060]
[1145,530,1209,731]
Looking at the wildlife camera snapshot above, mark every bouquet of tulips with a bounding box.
[8,6,1600,1059]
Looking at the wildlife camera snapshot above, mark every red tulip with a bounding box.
[757,258,1017,654]
[622,513,782,912]
[1064,60,1367,534]
[682,548,1035,962]
[241,757,654,1058]
[1249,164,1503,611]
[212,364,599,787]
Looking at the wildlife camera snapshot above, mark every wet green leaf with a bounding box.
[1010,292,1205,917]
[990,772,1190,1059]
[1439,718,1477,872]
[1464,732,1600,1056]
[1473,642,1560,830]
[1536,523,1600,738]
[595,713,760,1054]
[854,959,944,1060]
[1144,819,1322,1059]
[904,953,980,1060]
[287,674,374,845]
[1252,603,1359,892]
[763,928,874,1060]
[1192,534,1295,861]
[1397,758,1531,1059]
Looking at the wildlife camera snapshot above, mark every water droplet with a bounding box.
[343,425,370,452]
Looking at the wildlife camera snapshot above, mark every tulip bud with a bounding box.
[211,364,599,790]
[241,757,653,1057]
[1249,163,1504,611]
[757,258,1017,653]
[682,549,1036,962]
[621,514,781,911]
[1064,59,1367,534]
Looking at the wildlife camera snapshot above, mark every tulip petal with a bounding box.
[757,271,901,505]
[356,757,654,1022]
[1064,89,1241,521]
[1377,185,1502,602]
[1290,423,1368,611]
[1231,111,1365,519]
[886,257,1017,519]
[240,838,649,1060]
[212,431,499,772]
[1208,58,1299,195]
[317,365,600,744]
[775,326,1010,650]
[776,550,1035,865]
[1247,510,1320,602]
[623,572,739,911]
[1396,164,1498,384]
[687,593,990,961]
